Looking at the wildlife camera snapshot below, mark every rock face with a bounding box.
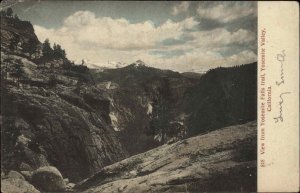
[2,76,128,181]
[31,166,66,192]
[184,64,257,136]
[76,121,257,193]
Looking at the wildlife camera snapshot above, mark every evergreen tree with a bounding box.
[56,44,62,57]
[6,8,13,18]
[61,49,66,58]
[42,39,53,58]
[13,14,19,20]
[52,43,58,58]
[53,43,66,59]
[42,39,53,66]
[11,59,25,88]
[0,10,6,17]
[53,43,57,50]
[3,58,13,80]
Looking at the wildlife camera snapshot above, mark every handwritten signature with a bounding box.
[273,50,291,123]
[275,50,286,86]
[274,92,291,123]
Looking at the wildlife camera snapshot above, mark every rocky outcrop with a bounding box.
[1,171,40,193]
[1,17,41,58]
[76,121,257,193]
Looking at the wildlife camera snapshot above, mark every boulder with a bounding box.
[1,177,40,193]
[31,166,66,192]
[7,171,25,180]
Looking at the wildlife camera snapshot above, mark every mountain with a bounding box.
[1,15,257,192]
[91,61,256,155]
[91,61,199,155]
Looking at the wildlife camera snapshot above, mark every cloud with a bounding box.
[172,1,190,15]
[163,28,255,51]
[35,11,198,51]
[33,10,256,72]
[159,33,195,46]
[197,2,256,23]
[192,28,256,48]
[149,49,192,58]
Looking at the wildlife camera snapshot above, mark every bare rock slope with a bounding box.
[77,121,257,193]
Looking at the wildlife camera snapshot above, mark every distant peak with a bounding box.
[116,62,127,68]
[133,60,146,67]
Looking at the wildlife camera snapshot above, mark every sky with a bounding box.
[9,1,257,72]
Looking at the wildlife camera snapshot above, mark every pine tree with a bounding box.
[11,59,25,88]
[42,39,53,58]
[61,49,66,58]
[56,44,62,57]
[3,58,13,80]
[6,8,13,18]
[52,43,66,59]
[42,39,53,66]
[0,10,6,17]
[14,14,19,20]
[52,43,58,58]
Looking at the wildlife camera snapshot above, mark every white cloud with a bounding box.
[172,1,190,15]
[189,28,255,49]
[197,2,256,23]
[33,10,256,72]
[35,11,198,51]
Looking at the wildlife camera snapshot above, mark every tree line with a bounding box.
[42,39,67,60]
